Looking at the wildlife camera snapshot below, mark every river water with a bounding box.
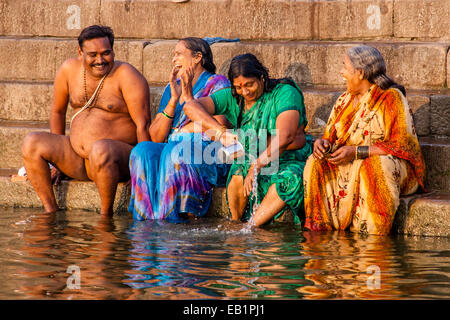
[0,207,449,300]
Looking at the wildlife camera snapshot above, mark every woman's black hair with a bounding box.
[228,53,302,128]
[180,37,216,74]
[78,25,114,50]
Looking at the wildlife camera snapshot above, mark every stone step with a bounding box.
[143,40,449,90]
[393,192,450,237]
[0,37,146,81]
[2,81,447,137]
[1,120,449,193]
[0,0,448,41]
[0,168,448,237]
[419,137,450,193]
[0,38,447,90]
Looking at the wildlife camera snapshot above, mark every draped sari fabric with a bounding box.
[211,83,313,224]
[128,72,230,221]
[304,85,425,235]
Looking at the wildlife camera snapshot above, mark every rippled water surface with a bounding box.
[0,207,449,300]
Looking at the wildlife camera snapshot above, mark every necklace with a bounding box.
[83,67,107,107]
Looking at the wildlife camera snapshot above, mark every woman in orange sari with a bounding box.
[303,45,426,235]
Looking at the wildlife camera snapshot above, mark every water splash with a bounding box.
[242,163,260,233]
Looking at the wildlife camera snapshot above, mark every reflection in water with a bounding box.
[13,210,138,299]
[0,208,448,299]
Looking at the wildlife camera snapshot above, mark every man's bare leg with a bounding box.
[21,132,89,213]
[86,139,133,216]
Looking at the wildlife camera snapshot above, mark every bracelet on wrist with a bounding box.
[355,146,370,160]
[162,111,174,120]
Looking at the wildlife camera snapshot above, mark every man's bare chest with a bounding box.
[68,78,127,113]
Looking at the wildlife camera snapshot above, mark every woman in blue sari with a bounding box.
[128,37,231,221]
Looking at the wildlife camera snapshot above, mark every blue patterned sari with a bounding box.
[128,71,230,222]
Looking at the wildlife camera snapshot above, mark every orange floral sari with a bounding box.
[303,85,425,235]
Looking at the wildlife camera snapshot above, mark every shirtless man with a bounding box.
[21,25,151,216]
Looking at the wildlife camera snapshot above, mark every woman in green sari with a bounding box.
[183,53,312,226]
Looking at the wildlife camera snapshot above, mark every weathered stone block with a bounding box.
[317,0,393,40]
[404,193,450,237]
[420,137,450,193]
[143,41,448,89]
[0,175,129,213]
[394,0,450,40]
[149,86,165,120]
[0,39,145,81]
[53,180,130,213]
[100,0,316,40]
[407,93,430,136]
[374,43,447,89]
[448,50,450,89]
[303,89,341,134]
[0,0,101,37]
[0,122,50,168]
[113,40,147,73]
[392,193,422,235]
[430,95,450,137]
[0,39,75,81]
[206,187,228,218]
[0,82,55,121]
[0,82,160,123]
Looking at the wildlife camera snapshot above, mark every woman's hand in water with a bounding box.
[243,163,259,198]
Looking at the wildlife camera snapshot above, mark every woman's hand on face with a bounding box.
[312,138,331,160]
[169,65,182,101]
[327,146,356,165]
[180,66,195,102]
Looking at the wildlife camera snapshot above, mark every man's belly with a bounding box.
[69,109,137,158]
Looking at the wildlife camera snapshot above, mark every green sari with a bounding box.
[210,83,312,224]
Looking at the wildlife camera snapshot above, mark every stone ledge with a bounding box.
[419,137,450,193]
[2,81,445,138]
[1,172,448,237]
[0,38,145,81]
[0,38,447,90]
[2,128,450,193]
[393,192,450,237]
[1,0,448,41]
[393,0,450,40]
[143,40,448,89]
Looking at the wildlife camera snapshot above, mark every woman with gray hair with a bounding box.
[303,45,425,235]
